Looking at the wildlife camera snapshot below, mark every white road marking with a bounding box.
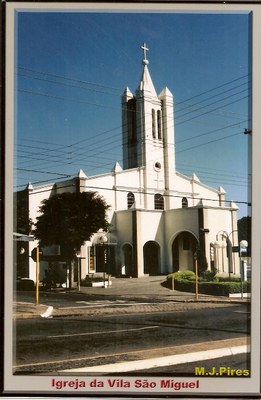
[61,345,250,373]
[47,325,159,339]
[233,310,251,314]
[59,302,152,309]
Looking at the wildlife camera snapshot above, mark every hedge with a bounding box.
[167,271,251,296]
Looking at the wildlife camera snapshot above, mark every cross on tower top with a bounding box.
[141,42,149,65]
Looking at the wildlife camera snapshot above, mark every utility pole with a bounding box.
[36,247,40,305]
[194,250,199,301]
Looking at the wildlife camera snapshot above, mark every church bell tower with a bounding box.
[122,44,176,206]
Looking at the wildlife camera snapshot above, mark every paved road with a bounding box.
[14,275,249,319]
[14,303,250,375]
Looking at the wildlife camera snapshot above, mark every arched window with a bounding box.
[127,192,135,209]
[182,197,188,208]
[157,110,162,140]
[152,109,156,139]
[154,193,164,210]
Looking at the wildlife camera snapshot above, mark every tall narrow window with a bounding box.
[157,110,162,140]
[154,193,164,210]
[152,109,156,139]
[127,192,135,209]
[127,99,136,143]
[182,197,188,208]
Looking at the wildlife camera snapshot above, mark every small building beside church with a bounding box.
[16,44,240,284]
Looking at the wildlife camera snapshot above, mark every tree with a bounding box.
[34,191,110,286]
[14,190,33,235]
[14,190,33,278]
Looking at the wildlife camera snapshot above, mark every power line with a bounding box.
[178,162,249,179]
[175,74,249,106]
[16,123,248,181]
[16,168,72,178]
[17,68,250,159]
[18,88,121,111]
[17,66,122,93]
[18,72,120,97]
[176,132,243,154]
[16,68,250,188]
[20,179,249,206]
[175,95,249,127]
[176,119,249,144]
[16,108,249,171]
[18,65,249,107]
[175,87,249,121]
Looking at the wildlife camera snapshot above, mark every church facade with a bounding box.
[19,44,240,283]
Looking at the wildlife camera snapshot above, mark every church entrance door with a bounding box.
[172,232,198,272]
[95,245,105,273]
[95,245,116,276]
[122,244,135,277]
[143,241,160,275]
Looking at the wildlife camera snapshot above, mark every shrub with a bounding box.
[167,270,195,293]
[166,270,251,296]
[216,275,241,282]
[199,270,217,282]
[169,270,195,281]
[199,281,251,296]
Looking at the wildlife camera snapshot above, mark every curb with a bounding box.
[14,297,249,319]
[60,344,250,374]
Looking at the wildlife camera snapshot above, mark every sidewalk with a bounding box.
[14,276,250,319]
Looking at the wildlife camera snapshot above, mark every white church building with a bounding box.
[19,44,240,283]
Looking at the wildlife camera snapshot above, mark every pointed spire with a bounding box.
[136,43,157,97]
[230,200,239,210]
[122,86,133,100]
[218,186,226,194]
[77,169,88,179]
[26,182,34,191]
[112,162,122,173]
[191,173,200,183]
[159,86,173,100]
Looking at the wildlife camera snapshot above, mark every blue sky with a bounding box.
[15,10,251,217]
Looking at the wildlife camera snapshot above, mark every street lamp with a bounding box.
[99,235,108,288]
[194,249,199,301]
[97,233,117,288]
[239,240,248,298]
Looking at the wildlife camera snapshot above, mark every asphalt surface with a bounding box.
[13,276,250,376]
[14,275,250,319]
